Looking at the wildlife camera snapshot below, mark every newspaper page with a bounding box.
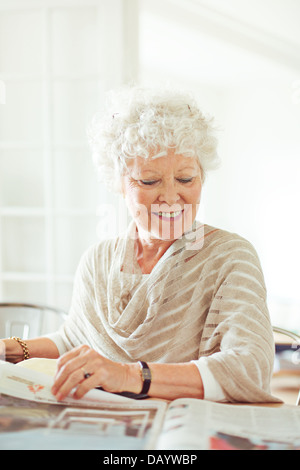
[0,361,167,450]
[157,398,300,450]
[0,360,133,406]
[0,393,167,450]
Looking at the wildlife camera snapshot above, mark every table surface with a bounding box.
[271,372,300,407]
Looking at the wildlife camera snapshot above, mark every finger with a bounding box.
[52,353,90,397]
[54,366,90,401]
[55,345,89,375]
[72,374,100,400]
[52,360,86,397]
[54,344,91,387]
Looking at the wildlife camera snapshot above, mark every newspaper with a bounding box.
[0,359,138,406]
[0,360,166,450]
[1,360,300,450]
[157,399,300,450]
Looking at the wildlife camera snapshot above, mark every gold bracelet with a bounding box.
[10,336,30,360]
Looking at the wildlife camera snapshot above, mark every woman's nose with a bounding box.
[157,179,181,205]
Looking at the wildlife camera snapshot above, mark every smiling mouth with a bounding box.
[152,210,184,220]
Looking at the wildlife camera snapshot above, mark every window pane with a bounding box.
[0,81,43,143]
[52,80,99,143]
[53,148,97,209]
[2,217,46,272]
[1,281,46,305]
[0,10,43,75]
[54,282,74,313]
[54,215,98,275]
[51,7,98,76]
[0,149,44,207]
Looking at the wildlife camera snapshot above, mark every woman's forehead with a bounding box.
[127,153,199,174]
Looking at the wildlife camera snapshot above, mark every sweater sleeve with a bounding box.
[192,357,227,402]
[45,243,99,355]
[195,236,282,403]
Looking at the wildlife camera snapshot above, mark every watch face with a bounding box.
[142,368,152,381]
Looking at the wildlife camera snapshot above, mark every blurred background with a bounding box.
[0,0,299,334]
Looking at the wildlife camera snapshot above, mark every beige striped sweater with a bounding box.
[47,221,280,403]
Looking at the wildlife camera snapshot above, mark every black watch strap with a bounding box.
[138,361,152,395]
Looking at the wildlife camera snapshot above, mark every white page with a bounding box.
[0,360,132,406]
[157,398,300,450]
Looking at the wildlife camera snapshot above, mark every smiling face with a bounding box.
[122,149,203,242]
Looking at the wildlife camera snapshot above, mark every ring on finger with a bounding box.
[81,368,92,380]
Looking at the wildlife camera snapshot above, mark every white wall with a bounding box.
[201,84,300,332]
[139,0,300,333]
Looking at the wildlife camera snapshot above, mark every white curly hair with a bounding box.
[87,86,220,191]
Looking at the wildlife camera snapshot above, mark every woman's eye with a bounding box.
[140,180,159,186]
[177,178,193,184]
[138,177,194,186]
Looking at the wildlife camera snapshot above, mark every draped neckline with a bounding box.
[106,220,207,340]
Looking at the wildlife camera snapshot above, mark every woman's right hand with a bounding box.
[0,338,24,363]
[1,337,59,363]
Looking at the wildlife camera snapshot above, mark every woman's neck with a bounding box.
[135,231,175,274]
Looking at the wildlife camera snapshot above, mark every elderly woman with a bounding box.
[2,87,279,404]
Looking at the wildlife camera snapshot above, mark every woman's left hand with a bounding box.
[51,345,130,401]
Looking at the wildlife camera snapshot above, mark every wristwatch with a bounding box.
[138,361,152,395]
